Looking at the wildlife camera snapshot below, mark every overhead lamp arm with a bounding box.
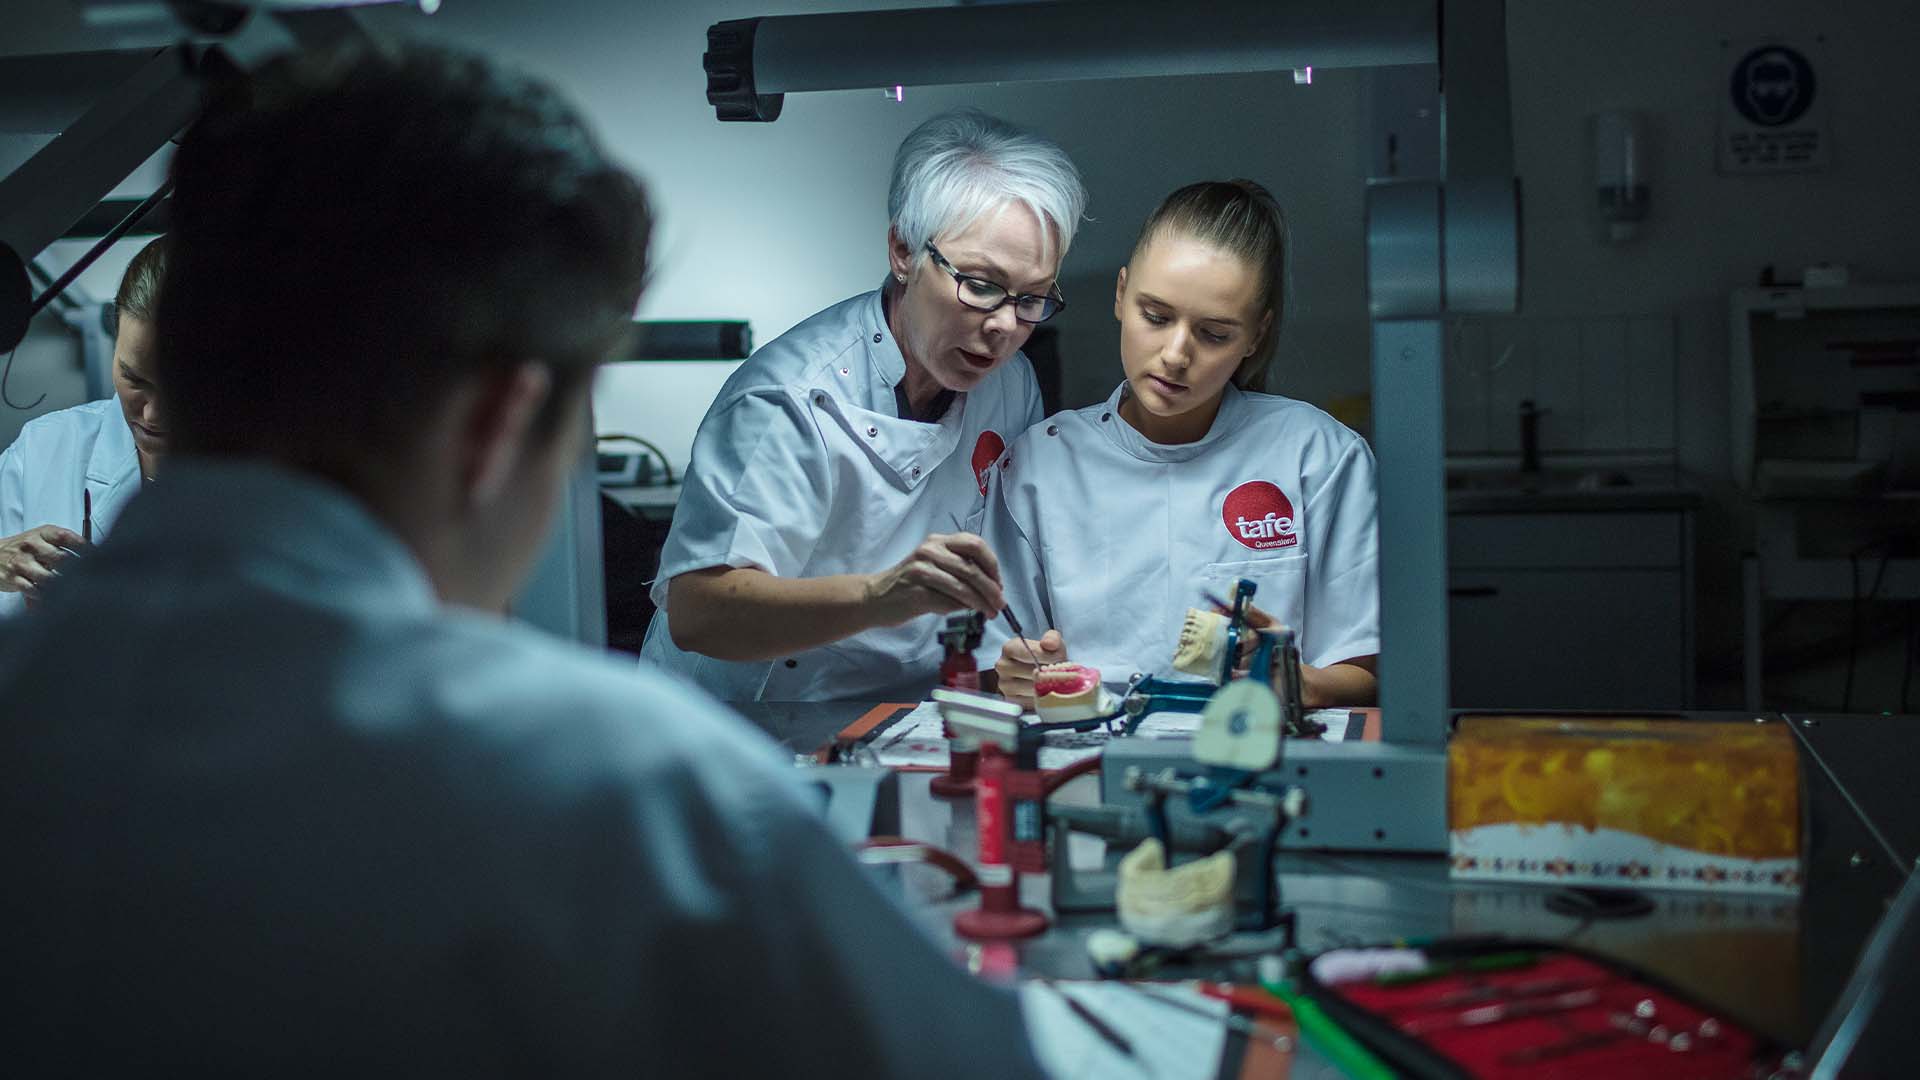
[705,0,1436,122]
[0,5,391,353]
[25,179,174,325]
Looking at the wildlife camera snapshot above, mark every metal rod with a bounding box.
[1124,766,1289,813]
[948,511,1042,670]
[0,45,199,263]
[1002,606,1043,672]
[20,257,78,313]
[1369,316,1450,746]
[1782,713,1910,877]
[27,179,173,321]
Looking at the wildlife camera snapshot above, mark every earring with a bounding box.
[894,272,907,283]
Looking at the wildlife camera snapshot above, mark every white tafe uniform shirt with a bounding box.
[976,382,1379,691]
[0,461,1044,1077]
[642,286,1044,701]
[0,398,141,616]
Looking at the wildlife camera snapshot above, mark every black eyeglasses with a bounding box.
[923,242,1065,324]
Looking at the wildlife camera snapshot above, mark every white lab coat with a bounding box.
[0,398,140,616]
[642,285,1044,701]
[0,460,1044,1077]
[976,382,1379,690]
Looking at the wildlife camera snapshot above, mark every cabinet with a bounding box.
[1728,285,1920,709]
[1449,509,1694,709]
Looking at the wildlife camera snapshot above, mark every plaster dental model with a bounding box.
[1171,607,1230,680]
[1035,662,1112,722]
[1116,838,1236,947]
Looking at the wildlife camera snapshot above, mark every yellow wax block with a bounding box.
[1448,716,1801,861]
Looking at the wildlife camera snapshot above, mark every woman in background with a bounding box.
[0,235,168,611]
[979,181,1379,707]
[641,110,1085,700]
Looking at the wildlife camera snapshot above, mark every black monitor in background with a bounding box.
[1024,325,1062,418]
[627,320,752,361]
[621,320,1058,414]
[600,493,669,656]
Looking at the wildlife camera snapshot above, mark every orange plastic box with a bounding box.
[1448,716,1803,896]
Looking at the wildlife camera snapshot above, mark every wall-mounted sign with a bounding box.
[1717,39,1829,174]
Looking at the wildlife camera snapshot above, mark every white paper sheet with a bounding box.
[868,701,954,769]
[1019,980,1228,1080]
[1312,708,1352,742]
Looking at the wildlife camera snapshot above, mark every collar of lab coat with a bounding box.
[108,458,438,617]
[1097,381,1249,463]
[83,404,136,485]
[861,283,909,398]
[858,280,963,421]
[818,285,968,490]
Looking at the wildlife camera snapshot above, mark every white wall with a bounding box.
[355,0,1372,420]
[1508,0,1920,473]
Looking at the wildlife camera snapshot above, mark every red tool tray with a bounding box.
[1296,939,1790,1079]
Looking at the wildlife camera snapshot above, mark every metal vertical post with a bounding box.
[1371,318,1451,743]
[511,415,607,646]
[1744,554,1764,712]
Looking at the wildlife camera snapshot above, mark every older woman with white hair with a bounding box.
[643,109,1086,701]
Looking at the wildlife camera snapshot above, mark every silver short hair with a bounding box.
[888,109,1087,269]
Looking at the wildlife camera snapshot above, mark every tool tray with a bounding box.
[1294,937,1791,1079]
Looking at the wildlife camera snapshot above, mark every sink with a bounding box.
[1443,468,1699,513]
[1445,469,1636,494]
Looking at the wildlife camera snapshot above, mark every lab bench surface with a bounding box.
[1446,484,1703,515]
[734,702,1919,1066]
[602,482,679,521]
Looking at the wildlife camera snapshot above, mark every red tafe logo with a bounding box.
[1221,481,1298,551]
[971,431,1006,496]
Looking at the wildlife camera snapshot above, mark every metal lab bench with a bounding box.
[735,703,1918,1074]
[602,483,680,522]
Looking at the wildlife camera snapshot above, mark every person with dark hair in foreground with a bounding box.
[0,45,1044,1077]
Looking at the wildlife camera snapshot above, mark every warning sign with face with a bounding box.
[1718,39,1827,174]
